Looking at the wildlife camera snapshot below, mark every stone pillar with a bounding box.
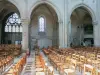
[94,0,100,47]
[59,20,64,48]
[63,0,68,48]
[63,21,68,48]
[0,21,2,44]
[67,20,72,47]
[93,21,100,47]
[22,19,29,51]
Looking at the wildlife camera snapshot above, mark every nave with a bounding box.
[0,0,100,75]
[0,45,60,75]
[1,45,100,75]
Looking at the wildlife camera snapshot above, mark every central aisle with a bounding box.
[21,51,35,75]
[21,50,60,75]
[40,50,60,75]
[21,50,82,75]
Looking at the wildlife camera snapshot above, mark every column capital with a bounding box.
[58,20,63,24]
[21,19,30,24]
[92,21,98,25]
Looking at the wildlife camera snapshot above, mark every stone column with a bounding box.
[94,0,100,47]
[59,20,64,48]
[21,19,29,51]
[93,21,100,47]
[67,20,72,47]
[63,0,69,48]
[0,21,2,44]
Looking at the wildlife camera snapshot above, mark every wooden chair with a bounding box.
[84,64,96,75]
[0,61,3,74]
[97,54,100,62]
[59,56,70,74]
[78,56,86,72]
[36,72,45,75]
[47,66,54,75]
[96,63,100,75]
[64,59,76,75]
[4,66,16,75]
[5,55,26,75]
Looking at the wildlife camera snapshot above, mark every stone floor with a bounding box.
[40,50,60,75]
[21,51,35,75]
[20,50,83,75]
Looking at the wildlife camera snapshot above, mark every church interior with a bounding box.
[0,0,100,75]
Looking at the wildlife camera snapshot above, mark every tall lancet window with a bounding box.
[39,16,45,32]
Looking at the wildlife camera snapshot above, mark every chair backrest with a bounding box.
[75,54,80,61]
[90,53,96,60]
[80,56,86,63]
[47,66,54,75]
[84,64,96,75]
[97,54,100,61]
[72,54,76,59]
[70,59,77,70]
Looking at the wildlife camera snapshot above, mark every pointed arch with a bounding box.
[69,3,96,22]
[29,0,62,22]
[7,0,22,17]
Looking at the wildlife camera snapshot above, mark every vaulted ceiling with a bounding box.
[71,7,92,25]
[31,4,58,22]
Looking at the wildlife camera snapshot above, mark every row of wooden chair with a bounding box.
[0,44,22,74]
[0,56,13,74]
[35,54,46,72]
[43,47,100,75]
[48,51,75,74]
[4,54,27,75]
[35,49,54,75]
[0,44,21,57]
[43,48,50,55]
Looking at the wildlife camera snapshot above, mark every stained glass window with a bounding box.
[4,13,22,44]
[39,16,45,32]
[5,13,22,32]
